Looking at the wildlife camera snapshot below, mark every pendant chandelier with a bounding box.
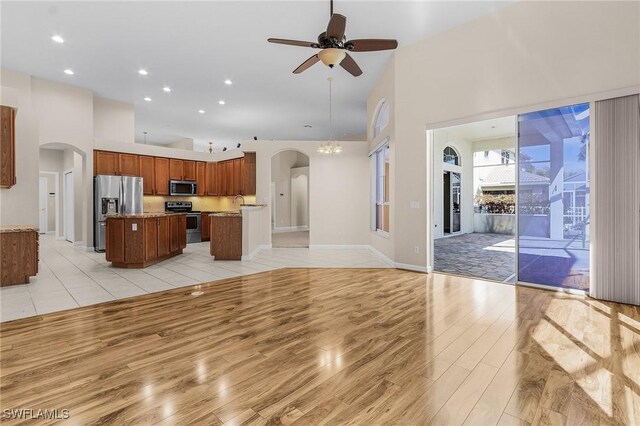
[317,77,343,154]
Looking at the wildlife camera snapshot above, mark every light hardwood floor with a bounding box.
[1,269,639,425]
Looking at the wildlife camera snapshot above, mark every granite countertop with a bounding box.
[209,211,242,218]
[106,212,186,219]
[241,203,267,207]
[0,225,39,234]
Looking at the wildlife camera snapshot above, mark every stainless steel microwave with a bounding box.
[169,180,197,196]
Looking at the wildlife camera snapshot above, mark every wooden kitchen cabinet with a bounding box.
[118,153,139,176]
[169,159,184,180]
[210,215,242,260]
[1,228,38,286]
[206,162,217,196]
[217,161,227,196]
[183,160,196,181]
[155,157,170,195]
[225,161,234,196]
[94,150,119,176]
[0,106,16,188]
[201,212,211,242]
[196,161,207,196]
[139,156,156,195]
[241,152,256,195]
[144,218,158,262]
[106,214,185,268]
[157,216,170,257]
[233,158,242,195]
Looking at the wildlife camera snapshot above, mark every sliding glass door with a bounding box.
[517,103,590,290]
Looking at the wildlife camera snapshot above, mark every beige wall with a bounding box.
[93,97,135,144]
[367,0,640,269]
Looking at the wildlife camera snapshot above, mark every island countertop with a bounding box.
[209,211,242,218]
[0,225,39,234]
[106,212,185,219]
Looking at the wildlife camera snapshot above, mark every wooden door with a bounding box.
[206,162,217,196]
[118,153,139,176]
[233,159,242,195]
[183,160,196,181]
[105,219,125,263]
[169,159,184,180]
[178,215,187,248]
[216,161,226,196]
[196,162,207,196]
[144,218,158,262]
[169,215,180,253]
[157,216,170,257]
[154,157,170,195]
[225,161,234,196]
[0,106,16,188]
[241,152,256,195]
[201,212,210,242]
[139,156,156,195]
[94,151,118,176]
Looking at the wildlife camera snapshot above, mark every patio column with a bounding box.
[549,139,564,240]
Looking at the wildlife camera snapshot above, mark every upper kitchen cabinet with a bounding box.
[118,153,139,176]
[139,156,156,195]
[225,160,234,195]
[233,158,242,195]
[216,161,226,196]
[241,152,256,195]
[169,159,184,180]
[0,106,16,188]
[205,162,217,196]
[183,160,196,181]
[196,162,207,196]
[94,150,118,176]
[154,157,170,195]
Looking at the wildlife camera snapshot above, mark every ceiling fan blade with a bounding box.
[293,54,320,74]
[326,13,346,39]
[340,53,362,77]
[347,39,398,52]
[268,38,317,48]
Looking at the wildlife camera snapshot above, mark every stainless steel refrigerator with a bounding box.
[94,175,143,252]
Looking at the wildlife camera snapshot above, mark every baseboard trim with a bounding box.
[241,244,272,261]
[309,245,372,250]
[394,262,429,273]
[367,246,395,267]
[272,226,309,233]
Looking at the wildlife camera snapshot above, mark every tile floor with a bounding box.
[0,235,391,322]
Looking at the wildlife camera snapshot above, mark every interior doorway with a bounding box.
[270,150,310,248]
[443,171,461,235]
[39,177,48,234]
[64,170,74,243]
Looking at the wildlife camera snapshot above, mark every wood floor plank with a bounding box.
[1,269,638,425]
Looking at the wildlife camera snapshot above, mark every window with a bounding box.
[373,100,389,138]
[371,142,390,234]
[501,149,513,164]
[443,146,460,166]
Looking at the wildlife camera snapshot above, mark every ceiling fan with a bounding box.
[267,0,398,76]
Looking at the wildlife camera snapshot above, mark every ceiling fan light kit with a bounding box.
[267,0,398,76]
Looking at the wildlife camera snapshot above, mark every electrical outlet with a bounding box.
[132,223,137,231]
[414,246,420,254]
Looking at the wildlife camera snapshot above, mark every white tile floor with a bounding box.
[0,235,391,322]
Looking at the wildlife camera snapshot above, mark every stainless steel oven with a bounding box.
[169,180,197,196]
[165,201,201,243]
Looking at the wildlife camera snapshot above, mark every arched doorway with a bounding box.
[270,150,310,248]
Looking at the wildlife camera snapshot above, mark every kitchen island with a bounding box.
[0,225,38,286]
[210,204,266,261]
[106,213,186,268]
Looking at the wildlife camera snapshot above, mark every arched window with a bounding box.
[373,100,389,138]
[443,146,460,166]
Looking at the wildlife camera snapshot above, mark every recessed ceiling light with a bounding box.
[162,86,171,93]
[63,69,74,75]
[224,79,232,85]
[138,69,148,75]
[51,35,64,43]
[198,110,205,114]
[144,97,152,102]
[218,100,225,105]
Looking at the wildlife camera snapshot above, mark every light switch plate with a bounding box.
[410,201,420,209]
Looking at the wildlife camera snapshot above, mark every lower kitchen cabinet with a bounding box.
[106,214,186,268]
[0,228,38,286]
[201,212,211,242]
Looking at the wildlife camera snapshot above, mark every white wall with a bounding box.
[93,97,135,144]
[367,0,640,268]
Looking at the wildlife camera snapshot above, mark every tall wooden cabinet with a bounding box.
[241,152,256,195]
[154,157,170,195]
[196,161,207,196]
[139,156,156,195]
[0,106,16,189]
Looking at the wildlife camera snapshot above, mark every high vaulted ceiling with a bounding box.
[1,1,509,150]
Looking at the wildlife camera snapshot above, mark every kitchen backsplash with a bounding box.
[143,195,257,212]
